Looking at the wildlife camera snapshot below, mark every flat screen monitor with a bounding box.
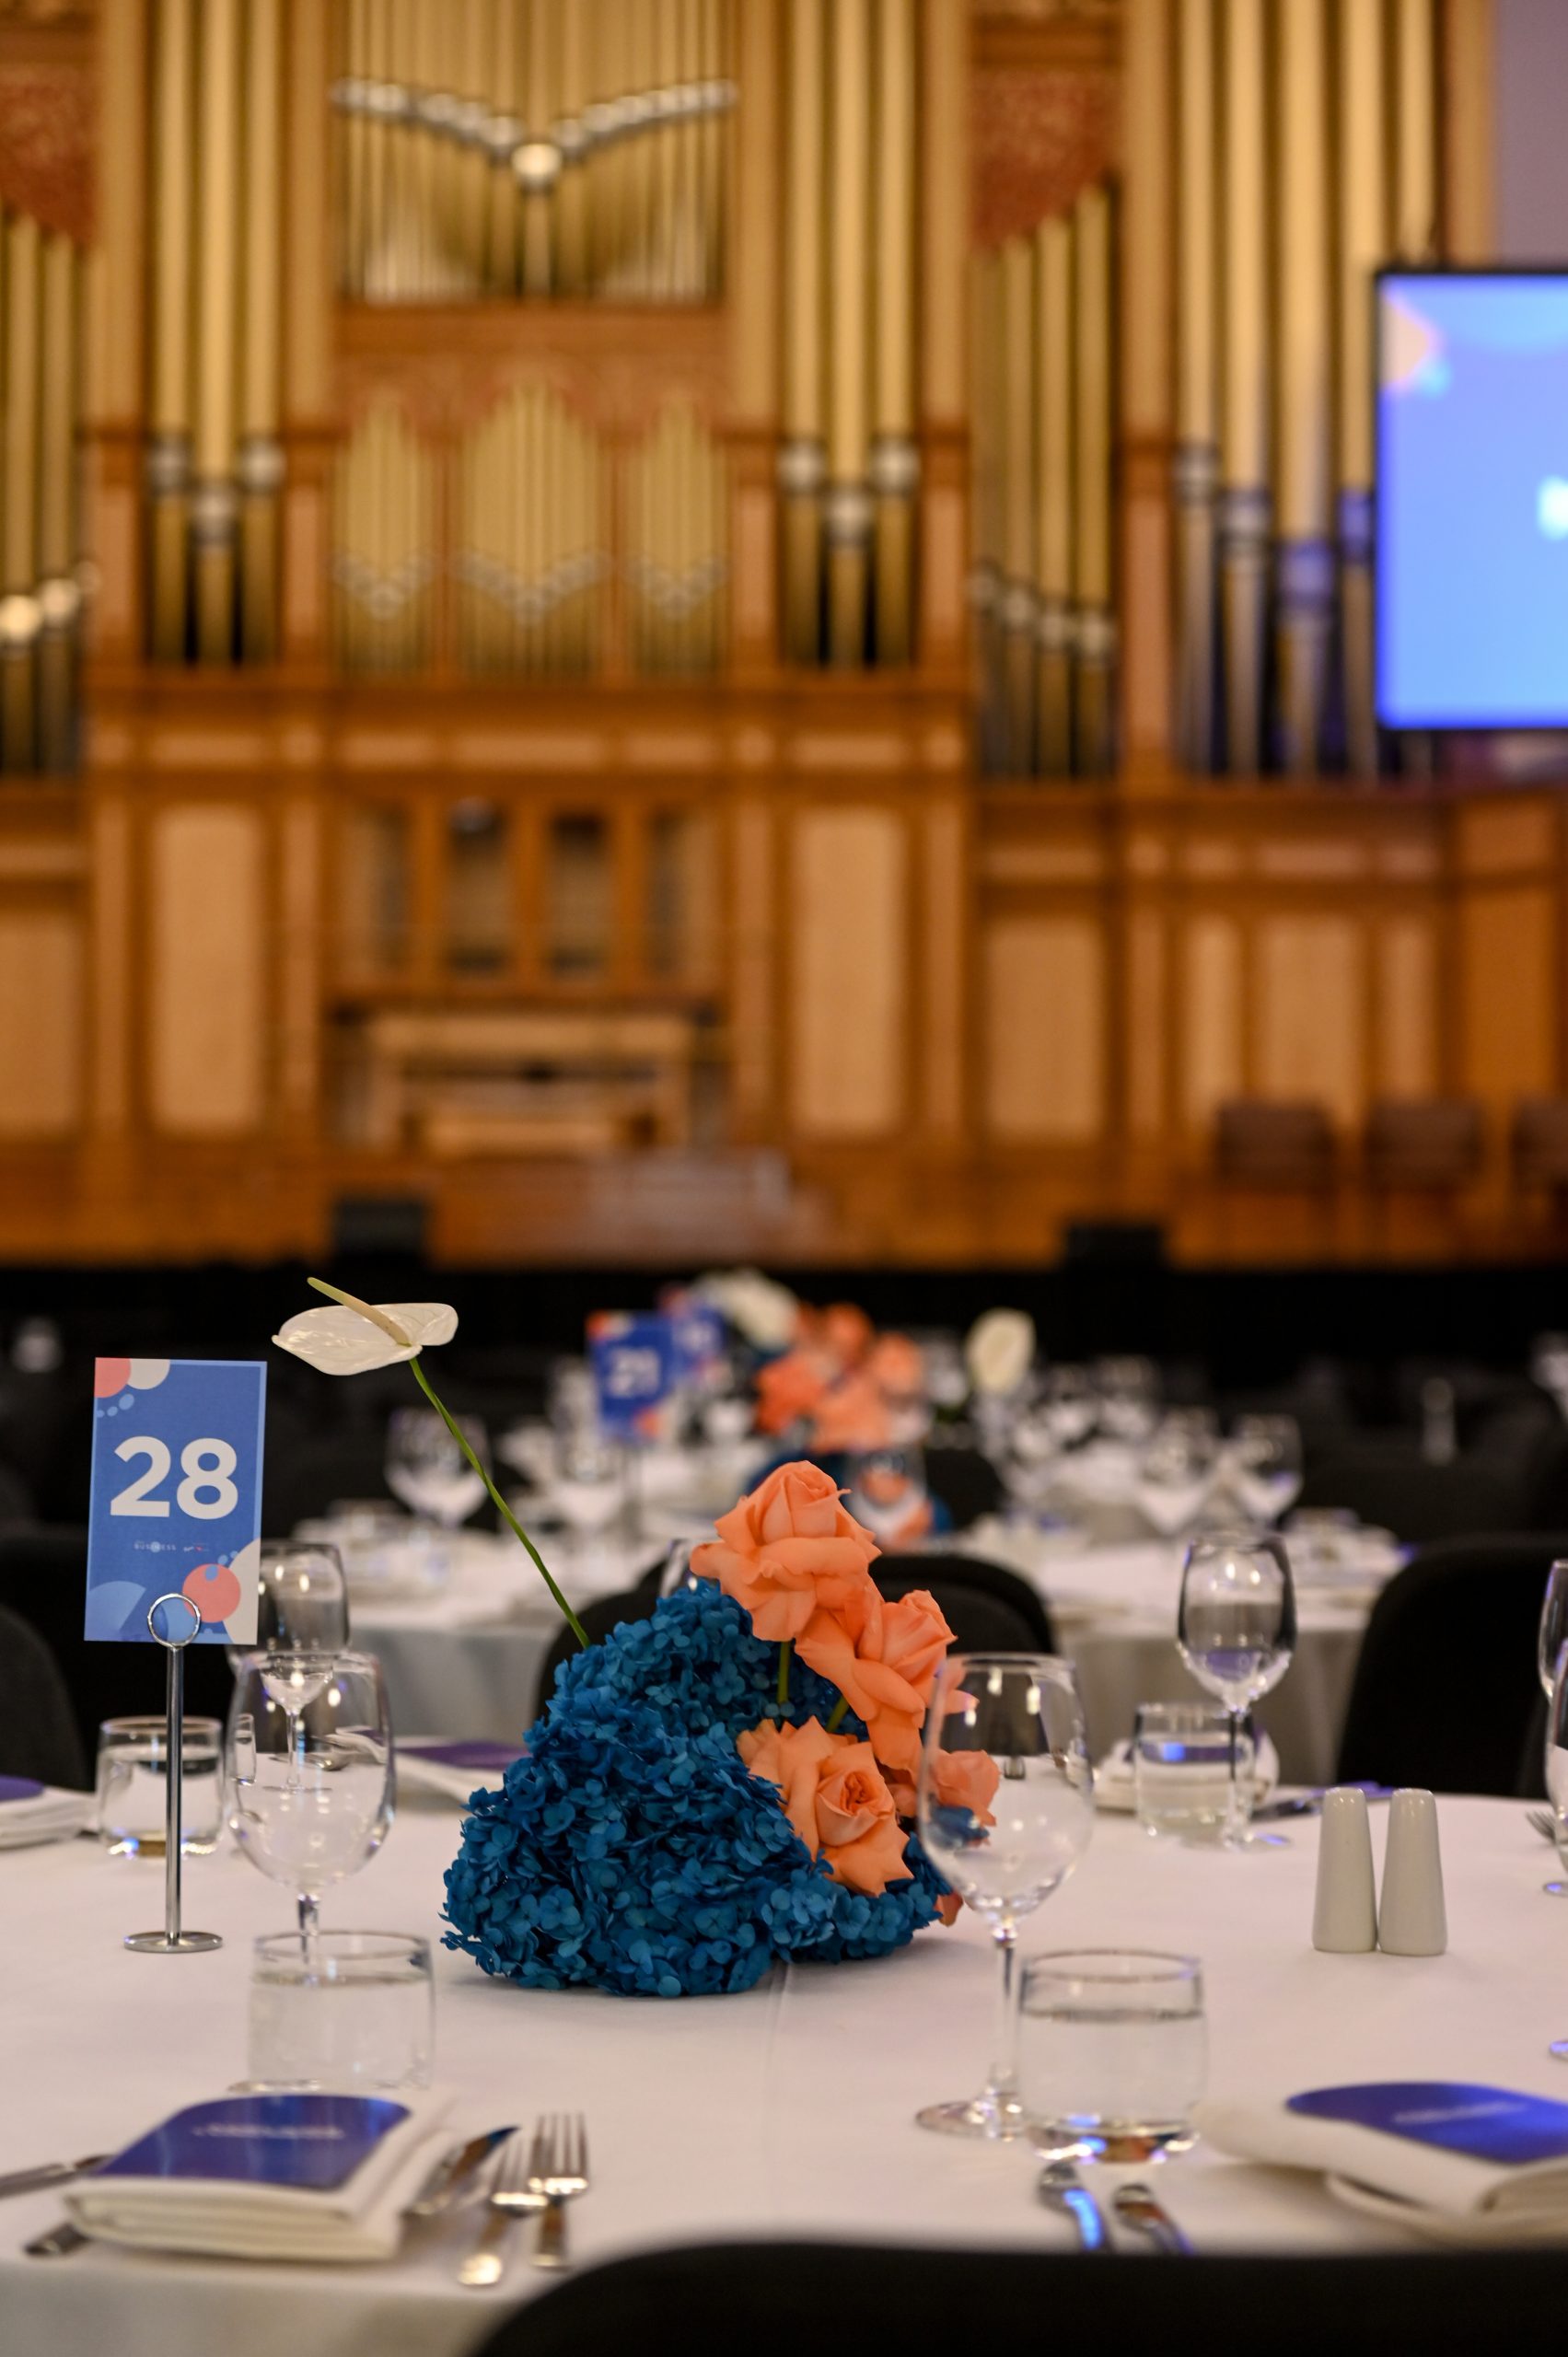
[1376,269,1568,729]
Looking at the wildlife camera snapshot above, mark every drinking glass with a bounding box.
[385,1407,489,1527]
[1539,1562,1568,1701]
[1132,1702,1256,1845]
[915,1652,1095,2140]
[226,1651,394,1947]
[1228,1415,1304,1524]
[553,1431,627,1541]
[1002,1411,1063,1518]
[846,1446,931,1545]
[1092,1357,1160,1443]
[96,1715,222,1856]
[1041,1365,1098,1448]
[1176,1528,1295,1849]
[248,1931,434,2092]
[1020,1950,1207,2163]
[257,1542,351,1653]
[1135,1411,1220,1538]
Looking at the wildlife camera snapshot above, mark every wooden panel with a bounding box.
[1255,916,1365,1124]
[1126,906,1166,1137]
[0,910,80,1135]
[789,808,907,1138]
[1458,798,1556,877]
[147,806,267,1135]
[982,915,1104,1142]
[1375,917,1439,1098]
[1459,886,1557,1103]
[1180,914,1243,1132]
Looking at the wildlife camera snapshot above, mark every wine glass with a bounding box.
[1092,1356,1159,1443]
[256,1542,351,1654]
[1538,1562,1568,1898]
[846,1446,932,1544]
[915,1652,1095,2141]
[385,1407,489,1527]
[1135,1411,1220,1538]
[1041,1364,1098,1448]
[1177,1528,1296,1848]
[1548,1650,1568,1976]
[1228,1415,1304,1525]
[226,1651,394,1950]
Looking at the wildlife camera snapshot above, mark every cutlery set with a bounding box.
[12,2113,592,2287]
[1038,2162,1191,2256]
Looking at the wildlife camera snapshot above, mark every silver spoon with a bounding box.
[1037,2160,1111,2252]
[1113,2179,1191,2254]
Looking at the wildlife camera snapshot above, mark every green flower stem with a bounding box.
[825,1694,850,1735]
[776,1641,791,1712]
[409,1353,588,1649]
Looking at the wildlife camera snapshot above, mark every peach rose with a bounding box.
[691,1460,880,1642]
[755,1348,831,1436]
[738,1717,912,1896]
[868,1332,924,1400]
[810,1371,891,1454]
[884,1748,999,1922]
[796,1585,955,1774]
[818,1302,873,1370]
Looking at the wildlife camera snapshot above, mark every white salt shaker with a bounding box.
[1378,1788,1447,1956]
[1312,1785,1377,1953]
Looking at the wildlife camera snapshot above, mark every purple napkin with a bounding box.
[0,1776,46,1805]
[402,1740,520,1772]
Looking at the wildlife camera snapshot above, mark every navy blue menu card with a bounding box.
[96,2094,412,2192]
[1288,2083,1568,2168]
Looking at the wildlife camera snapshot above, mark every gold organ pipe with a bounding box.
[1072,185,1113,776]
[1220,0,1268,774]
[1339,0,1385,777]
[1036,215,1074,777]
[343,0,367,296]
[193,0,241,661]
[1175,0,1216,770]
[150,0,193,659]
[240,0,283,662]
[1275,0,1330,775]
[489,0,519,294]
[557,0,589,294]
[653,0,682,300]
[872,0,916,665]
[970,249,1002,772]
[1395,0,1436,261]
[2,216,40,767]
[826,0,871,666]
[36,233,75,772]
[782,0,825,662]
[999,236,1036,773]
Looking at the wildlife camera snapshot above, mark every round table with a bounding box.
[1,1791,1562,2357]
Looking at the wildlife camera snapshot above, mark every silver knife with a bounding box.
[24,2220,87,2258]
[0,2154,108,2202]
[1113,2179,1191,2254]
[1037,2161,1110,2252]
[406,2126,518,2222]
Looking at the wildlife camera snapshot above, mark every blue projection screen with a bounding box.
[1376,271,1568,728]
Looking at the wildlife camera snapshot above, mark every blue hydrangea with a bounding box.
[441,1584,951,1994]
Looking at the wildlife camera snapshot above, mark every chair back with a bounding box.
[874,1552,1055,1655]
[0,1600,87,1787]
[1335,1533,1568,1794]
[1365,1097,1483,1188]
[1514,1095,1568,1187]
[1214,1099,1335,1187]
[1295,1440,1525,1542]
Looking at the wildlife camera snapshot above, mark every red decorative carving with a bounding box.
[0,61,93,241]
[971,64,1119,247]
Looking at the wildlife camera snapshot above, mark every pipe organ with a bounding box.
[971,186,1116,779]
[334,0,734,304]
[626,401,727,676]
[454,386,604,678]
[332,398,436,673]
[1171,0,1441,779]
[0,211,82,776]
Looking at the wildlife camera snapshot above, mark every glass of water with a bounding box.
[257,1542,351,1653]
[1133,1702,1256,1845]
[915,1653,1095,2142]
[385,1408,490,1527]
[248,1930,434,2092]
[1020,1949,1207,2163]
[1177,1527,1295,1848]
[96,1715,223,1856]
[226,1652,394,1946]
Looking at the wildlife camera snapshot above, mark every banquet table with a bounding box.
[355,1522,1394,1784]
[4,1792,1565,2357]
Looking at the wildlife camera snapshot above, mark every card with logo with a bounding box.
[96,2094,411,2192]
[1288,2082,1568,2167]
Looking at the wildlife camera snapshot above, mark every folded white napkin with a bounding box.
[1197,2084,1568,2233]
[1095,1731,1279,1812]
[398,1737,522,1805]
[67,2090,453,2262]
[0,1780,92,1851]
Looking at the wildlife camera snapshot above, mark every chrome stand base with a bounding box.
[124,1929,223,1954]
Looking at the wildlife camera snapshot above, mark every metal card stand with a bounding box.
[125,1592,222,1955]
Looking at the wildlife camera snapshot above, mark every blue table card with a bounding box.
[97,2093,410,2191]
[86,1357,265,1645]
[1288,2082,1568,2167]
[587,1312,678,1440]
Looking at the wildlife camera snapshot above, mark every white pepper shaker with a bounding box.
[1312,1786,1377,1953]
[1378,1788,1447,1956]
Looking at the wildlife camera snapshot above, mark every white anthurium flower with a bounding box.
[966,1307,1036,1399]
[693,1266,801,1353]
[273,1285,459,1376]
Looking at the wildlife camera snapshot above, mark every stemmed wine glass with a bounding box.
[1539,1561,1568,1897]
[385,1407,490,1527]
[1136,1411,1220,1539]
[255,1541,351,1654]
[1228,1415,1304,1525]
[226,1650,394,1949]
[1177,1529,1296,1848]
[915,1652,1095,2141]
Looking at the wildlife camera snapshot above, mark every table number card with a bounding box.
[85,1358,265,1645]
[587,1312,679,1441]
[1288,2082,1568,2166]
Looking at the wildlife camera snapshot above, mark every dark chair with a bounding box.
[1365,1097,1483,1189]
[1295,1438,1526,1542]
[474,2241,1568,2357]
[1214,1098,1336,1188]
[1514,1096,1568,1189]
[1335,1534,1568,1794]
[0,1601,87,1787]
[874,1551,1055,1655]
[923,1444,1003,1531]
[531,1585,664,1723]
[0,1528,237,1770]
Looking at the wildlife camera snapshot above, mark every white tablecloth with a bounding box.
[2,1794,1563,2355]
[357,1526,1389,1784]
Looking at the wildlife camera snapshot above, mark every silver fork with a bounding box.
[1529,1807,1557,1844]
[526,2112,589,2270]
[456,2130,544,2289]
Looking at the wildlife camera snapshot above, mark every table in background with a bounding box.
[2,1795,1562,2357]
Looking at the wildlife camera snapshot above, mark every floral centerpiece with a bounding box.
[273,1285,997,1998]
